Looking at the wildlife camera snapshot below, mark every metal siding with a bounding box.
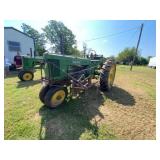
[4,28,35,63]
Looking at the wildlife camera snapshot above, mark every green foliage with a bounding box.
[21,23,46,56]
[117,47,138,64]
[116,47,149,65]
[43,20,76,55]
[69,47,84,57]
[138,57,149,65]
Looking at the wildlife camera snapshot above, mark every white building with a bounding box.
[148,57,156,68]
[4,27,35,64]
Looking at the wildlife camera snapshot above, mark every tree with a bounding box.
[42,20,76,55]
[117,47,139,64]
[21,23,46,56]
[116,47,149,66]
[70,46,83,57]
[139,57,149,65]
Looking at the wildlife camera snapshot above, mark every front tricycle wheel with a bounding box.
[44,87,68,108]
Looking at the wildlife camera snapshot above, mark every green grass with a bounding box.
[4,65,156,140]
[117,65,156,100]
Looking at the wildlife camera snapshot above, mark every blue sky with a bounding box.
[4,20,156,57]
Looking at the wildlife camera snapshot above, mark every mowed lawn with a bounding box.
[4,65,156,140]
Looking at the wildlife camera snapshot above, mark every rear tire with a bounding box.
[100,60,116,91]
[44,87,68,108]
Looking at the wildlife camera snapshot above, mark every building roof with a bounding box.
[4,27,34,40]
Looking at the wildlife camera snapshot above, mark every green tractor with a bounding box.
[18,56,43,81]
[38,53,116,108]
[18,53,116,108]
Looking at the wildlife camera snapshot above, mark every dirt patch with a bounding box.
[90,75,156,139]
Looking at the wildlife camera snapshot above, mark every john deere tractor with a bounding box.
[37,53,116,108]
[18,56,43,81]
[18,52,116,108]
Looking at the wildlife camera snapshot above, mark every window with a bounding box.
[8,41,21,51]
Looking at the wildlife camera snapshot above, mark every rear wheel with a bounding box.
[18,71,34,81]
[44,87,68,108]
[100,60,116,91]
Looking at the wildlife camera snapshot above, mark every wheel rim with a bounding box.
[51,90,66,107]
[108,65,116,88]
[22,73,32,81]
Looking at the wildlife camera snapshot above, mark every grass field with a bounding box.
[4,65,156,140]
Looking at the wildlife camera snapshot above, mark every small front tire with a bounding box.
[44,87,68,108]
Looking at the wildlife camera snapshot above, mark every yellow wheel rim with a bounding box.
[51,90,66,107]
[22,73,32,81]
[108,65,116,87]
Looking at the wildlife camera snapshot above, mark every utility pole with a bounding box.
[130,23,144,71]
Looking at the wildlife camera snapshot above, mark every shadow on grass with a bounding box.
[104,86,136,106]
[5,71,19,79]
[38,85,134,140]
[16,80,41,88]
[39,86,106,140]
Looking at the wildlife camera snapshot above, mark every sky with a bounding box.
[4,20,156,57]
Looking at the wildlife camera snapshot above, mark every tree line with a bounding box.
[113,47,151,65]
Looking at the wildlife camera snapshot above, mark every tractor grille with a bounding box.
[46,59,60,78]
